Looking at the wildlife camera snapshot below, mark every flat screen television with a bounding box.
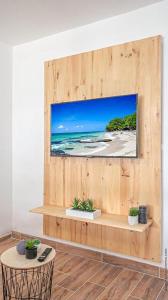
[50,94,138,158]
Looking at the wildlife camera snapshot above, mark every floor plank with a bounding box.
[52,270,69,285]
[59,259,103,291]
[131,274,164,300]
[57,255,86,274]
[51,285,74,300]
[97,269,143,300]
[0,238,17,254]
[55,252,75,271]
[127,297,140,300]
[103,254,159,277]
[89,263,122,287]
[68,282,104,300]
[55,241,102,261]
[157,285,168,300]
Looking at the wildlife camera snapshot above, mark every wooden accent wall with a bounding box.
[44,36,161,262]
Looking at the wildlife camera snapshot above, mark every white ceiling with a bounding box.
[0,0,163,45]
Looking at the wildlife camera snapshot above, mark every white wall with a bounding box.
[0,41,12,235]
[13,0,168,265]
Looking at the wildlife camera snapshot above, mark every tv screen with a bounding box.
[50,94,138,158]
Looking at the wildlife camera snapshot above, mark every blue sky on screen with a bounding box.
[51,94,137,133]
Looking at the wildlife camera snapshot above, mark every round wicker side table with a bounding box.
[0,244,56,300]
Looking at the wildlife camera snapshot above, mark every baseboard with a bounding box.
[12,230,164,278]
[0,232,12,242]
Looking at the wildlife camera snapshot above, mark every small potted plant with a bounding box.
[128,207,139,225]
[66,197,101,220]
[25,240,38,259]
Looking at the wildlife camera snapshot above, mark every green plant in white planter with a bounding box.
[66,197,101,220]
[72,198,95,212]
[128,207,139,225]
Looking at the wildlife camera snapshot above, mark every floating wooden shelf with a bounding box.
[31,206,152,233]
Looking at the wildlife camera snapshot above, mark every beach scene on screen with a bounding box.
[50,94,137,157]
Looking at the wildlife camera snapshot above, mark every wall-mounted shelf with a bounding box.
[31,206,152,233]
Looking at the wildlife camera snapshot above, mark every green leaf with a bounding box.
[25,239,37,249]
[72,197,80,209]
[129,207,139,216]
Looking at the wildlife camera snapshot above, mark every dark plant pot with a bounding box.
[25,247,37,259]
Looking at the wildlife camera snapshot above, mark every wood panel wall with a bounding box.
[44,36,161,262]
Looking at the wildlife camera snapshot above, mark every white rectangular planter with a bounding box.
[66,208,101,220]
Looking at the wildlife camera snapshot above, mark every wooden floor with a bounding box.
[0,238,167,300]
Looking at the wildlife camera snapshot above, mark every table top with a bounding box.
[0,244,56,269]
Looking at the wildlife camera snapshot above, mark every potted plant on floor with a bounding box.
[66,197,101,220]
[128,207,139,225]
[25,240,38,259]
